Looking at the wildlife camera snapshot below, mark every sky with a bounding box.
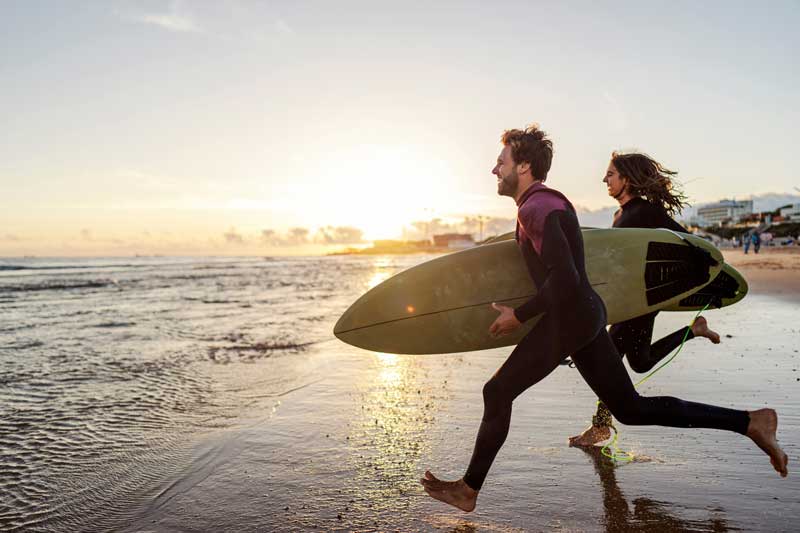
[1,0,798,256]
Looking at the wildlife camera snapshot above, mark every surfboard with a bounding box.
[662,262,747,311]
[334,228,725,354]
[483,231,749,312]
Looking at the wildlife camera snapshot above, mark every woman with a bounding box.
[569,152,722,447]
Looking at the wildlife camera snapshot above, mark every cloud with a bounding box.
[260,229,280,246]
[286,227,309,245]
[129,1,201,33]
[224,227,244,244]
[259,227,311,247]
[404,217,516,241]
[313,226,364,245]
[2,234,21,242]
[273,18,294,36]
[573,205,617,228]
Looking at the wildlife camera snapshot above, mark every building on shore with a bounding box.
[432,233,475,249]
[780,204,800,221]
[692,199,754,226]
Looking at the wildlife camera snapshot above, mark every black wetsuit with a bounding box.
[609,197,694,373]
[462,183,750,491]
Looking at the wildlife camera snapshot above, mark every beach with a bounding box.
[4,2,799,531]
[1,252,798,532]
[723,247,800,301]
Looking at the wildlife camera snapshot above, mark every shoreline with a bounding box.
[123,253,799,532]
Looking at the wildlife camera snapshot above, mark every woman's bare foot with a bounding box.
[691,316,720,344]
[568,424,612,447]
[747,408,789,477]
[419,470,478,512]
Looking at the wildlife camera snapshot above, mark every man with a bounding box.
[419,125,787,513]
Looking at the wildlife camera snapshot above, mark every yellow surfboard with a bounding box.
[483,230,748,312]
[662,262,747,311]
[334,228,725,354]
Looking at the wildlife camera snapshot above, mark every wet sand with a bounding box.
[127,259,800,532]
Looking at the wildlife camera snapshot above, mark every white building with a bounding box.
[779,204,800,221]
[695,199,754,226]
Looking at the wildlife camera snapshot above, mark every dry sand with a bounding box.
[724,247,800,302]
[127,255,800,532]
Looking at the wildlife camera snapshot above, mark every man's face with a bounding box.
[603,162,627,199]
[493,145,519,198]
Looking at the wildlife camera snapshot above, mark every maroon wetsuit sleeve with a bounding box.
[513,210,582,323]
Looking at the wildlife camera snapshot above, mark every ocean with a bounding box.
[1,255,798,532]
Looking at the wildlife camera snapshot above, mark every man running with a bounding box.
[420,125,788,513]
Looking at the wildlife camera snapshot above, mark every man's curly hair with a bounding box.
[501,124,553,182]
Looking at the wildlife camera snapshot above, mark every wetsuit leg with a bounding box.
[609,312,694,374]
[463,318,561,491]
[594,312,692,426]
[573,330,749,434]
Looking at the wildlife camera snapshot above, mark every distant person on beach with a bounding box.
[420,125,788,513]
[744,232,752,254]
[569,152,722,447]
[752,232,762,254]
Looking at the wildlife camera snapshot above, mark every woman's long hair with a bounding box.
[611,152,689,216]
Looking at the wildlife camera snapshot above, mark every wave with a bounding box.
[0,280,118,293]
[0,340,45,350]
[206,340,316,363]
[93,321,137,329]
[0,263,145,271]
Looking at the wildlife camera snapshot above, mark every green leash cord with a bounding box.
[600,303,711,462]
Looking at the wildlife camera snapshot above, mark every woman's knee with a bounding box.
[627,353,653,374]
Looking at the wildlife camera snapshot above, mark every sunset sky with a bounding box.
[2,1,798,255]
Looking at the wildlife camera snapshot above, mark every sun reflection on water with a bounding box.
[375,352,400,385]
[346,350,444,517]
[367,271,390,289]
[365,258,396,289]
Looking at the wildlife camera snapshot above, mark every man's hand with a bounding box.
[489,302,521,338]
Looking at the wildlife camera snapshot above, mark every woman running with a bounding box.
[570,152,722,446]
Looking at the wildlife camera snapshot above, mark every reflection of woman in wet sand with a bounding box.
[571,152,722,447]
[577,446,732,532]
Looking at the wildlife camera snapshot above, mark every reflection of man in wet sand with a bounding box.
[577,446,732,532]
[420,125,788,513]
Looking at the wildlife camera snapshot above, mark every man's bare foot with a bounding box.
[419,470,477,512]
[747,408,789,477]
[691,316,720,344]
[568,424,612,447]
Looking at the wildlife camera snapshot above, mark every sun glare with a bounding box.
[306,144,457,240]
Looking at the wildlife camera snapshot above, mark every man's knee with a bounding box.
[482,377,510,411]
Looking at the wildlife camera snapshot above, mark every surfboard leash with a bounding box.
[599,302,712,462]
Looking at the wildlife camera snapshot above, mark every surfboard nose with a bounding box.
[332,309,351,337]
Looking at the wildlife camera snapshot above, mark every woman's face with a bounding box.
[603,162,628,199]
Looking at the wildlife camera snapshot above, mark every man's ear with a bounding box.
[517,161,531,176]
